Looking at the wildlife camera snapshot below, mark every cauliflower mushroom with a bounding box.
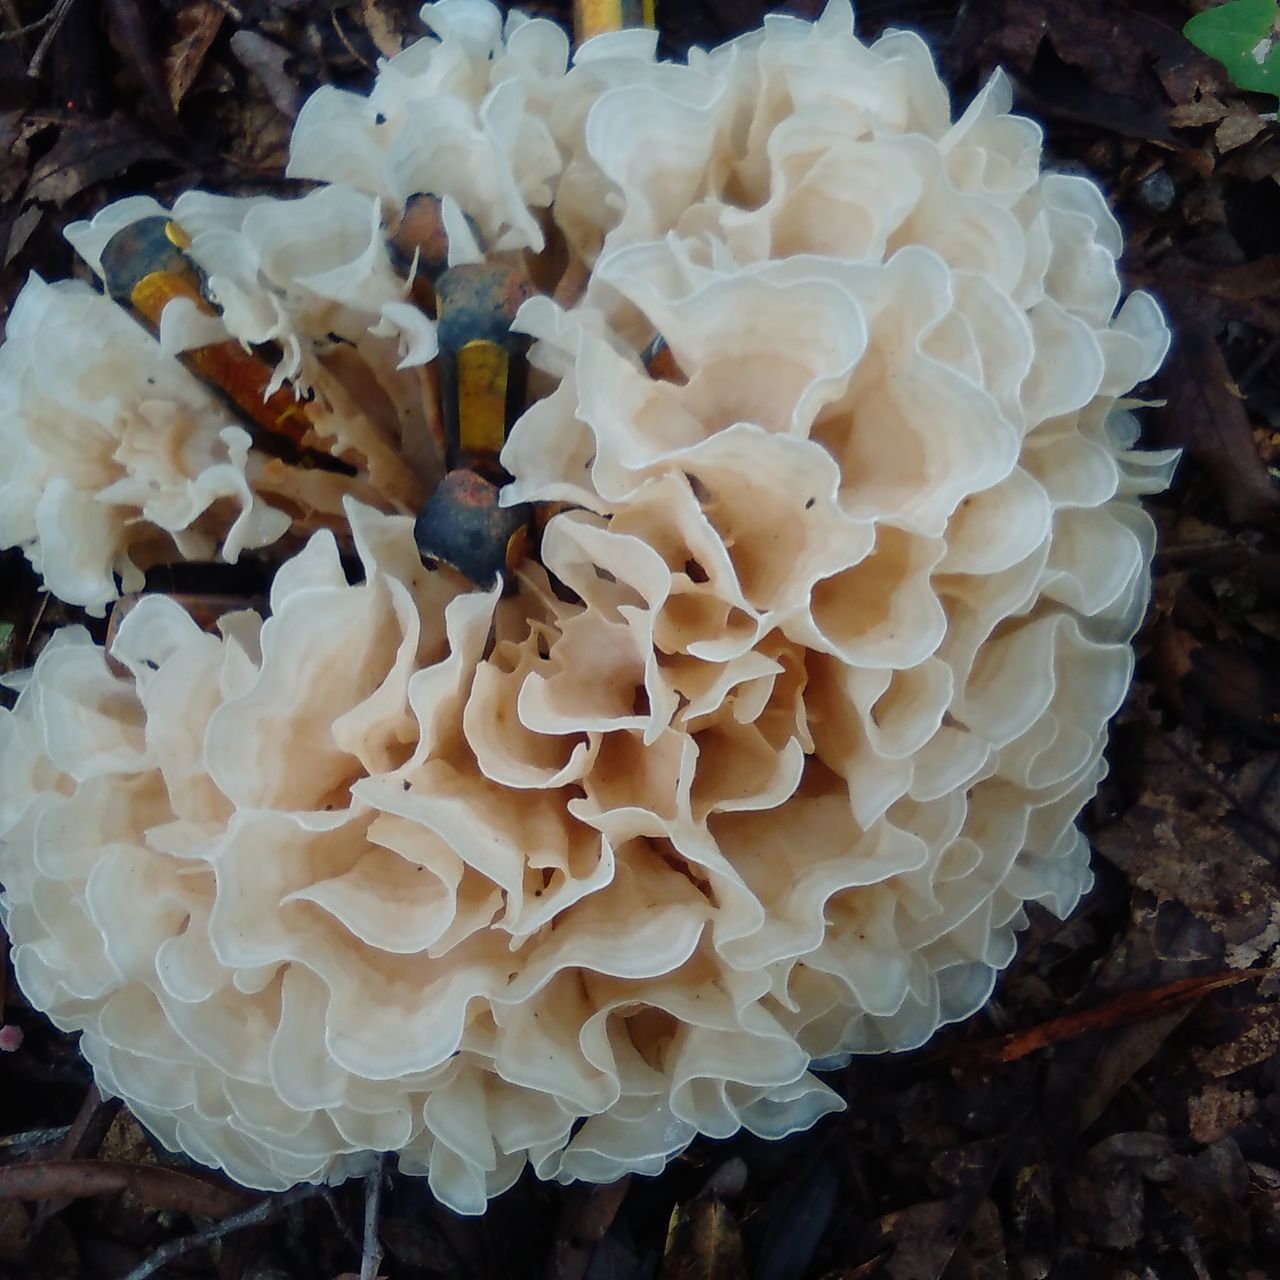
[0,0,1176,1215]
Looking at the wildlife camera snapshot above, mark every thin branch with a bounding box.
[0,0,63,40]
[121,1183,322,1280]
[0,1126,71,1155]
[360,1155,386,1280]
[24,0,75,75]
[22,588,49,657]
[330,8,373,72]
[320,1186,363,1253]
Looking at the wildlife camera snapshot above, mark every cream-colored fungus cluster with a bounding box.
[0,274,291,616]
[0,0,1176,1216]
[0,0,583,612]
[0,188,438,616]
[288,0,570,256]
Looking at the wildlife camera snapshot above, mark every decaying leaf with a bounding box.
[1094,725,1280,952]
[1215,101,1269,150]
[24,114,172,207]
[105,0,179,133]
[547,1176,632,1280]
[860,1199,980,1280]
[163,0,226,111]
[0,1199,30,1266]
[1187,1082,1261,1143]
[751,1159,841,1280]
[361,0,408,58]
[660,1196,746,1280]
[1153,294,1280,526]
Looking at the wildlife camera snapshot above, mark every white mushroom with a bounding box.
[0,0,1177,1215]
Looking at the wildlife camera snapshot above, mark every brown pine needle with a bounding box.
[935,968,1273,1067]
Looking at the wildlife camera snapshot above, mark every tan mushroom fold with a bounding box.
[0,0,1176,1215]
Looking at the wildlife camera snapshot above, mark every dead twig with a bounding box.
[24,0,76,76]
[0,0,68,40]
[21,591,48,664]
[331,9,374,71]
[31,1085,120,1229]
[121,1183,322,1280]
[0,1125,71,1154]
[360,1155,386,1280]
[54,1085,118,1161]
[320,1186,363,1254]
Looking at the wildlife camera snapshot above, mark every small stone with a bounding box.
[1135,170,1176,213]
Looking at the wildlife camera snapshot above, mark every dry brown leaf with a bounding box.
[361,0,407,58]
[0,1160,254,1217]
[105,0,179,133]
[661,1196,746,1280]
[1153,294,1280,526]
[0,1200,30,1266]
[1201,255,1280,306]
[1215,104,1268,152]
[863,1199,976,1280]
[946,1198,1009,1280]
[3,204,41,267]
[1192,1001,1280,1077]
[0,113,46,204]
[164,0,226,111]
[547,1176,632,1280]
[25,114,172,206]
[1171,94,1230,128]
[221,96,292,174]
[1187,1083,1260,1143]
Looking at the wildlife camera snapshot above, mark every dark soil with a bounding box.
[1,1,1279,1278]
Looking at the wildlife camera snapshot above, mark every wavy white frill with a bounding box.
[0,160,485,612]
[66,189,441,504]
[288,0,570,255]
[0,277,293,615]
[0,501,846,1212]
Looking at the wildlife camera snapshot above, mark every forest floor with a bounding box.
[0,0,1279,1277]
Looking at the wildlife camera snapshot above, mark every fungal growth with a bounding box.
[0,0,1175,1216]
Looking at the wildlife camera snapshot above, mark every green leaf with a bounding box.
[1184,0,1280,97]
